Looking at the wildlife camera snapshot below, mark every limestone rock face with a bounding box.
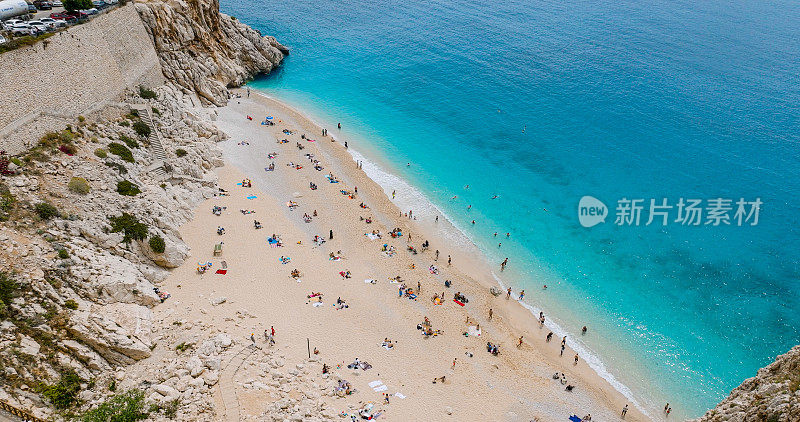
[695,345,800,422]
[67,304,153,366]
[135,0,288,106]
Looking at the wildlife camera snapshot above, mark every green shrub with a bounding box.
[0,32,55,54]
[149,235,166,253]
[175,148,187,157]
[175,342,192,352]
[108,142,134,163]
[108,213,148,243]
[120,134,139,149]
[116,180,141,196]
[132,120,151,139]
[79,390,149,422]
[94,148,107,159]
[57,249,69,259]
[138,86,157,100]
[151,107,160,116]
[0,272,19,319]
[35,202,59,220]
[41,370,82,409]
[64,299,78,310]
[0,185,15,222]
[68,177,91,195]
[119,120,130,127]
[78,116,85,123]
[63,0,92,12]
[10,157,22,167]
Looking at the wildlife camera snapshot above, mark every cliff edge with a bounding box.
[135,0,288,106]
[695,345,800,421]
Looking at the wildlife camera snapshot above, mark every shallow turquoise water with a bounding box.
[222,0,800,417]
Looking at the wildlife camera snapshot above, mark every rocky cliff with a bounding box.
[695,345,800,421]
[135,0,288,106]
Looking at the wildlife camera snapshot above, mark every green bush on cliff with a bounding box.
[116,180,141,196]
[41,370,82,409]
[108,142,134,163]
[64,299,78,310]
[138,86,157,100]
[79,389,150,422]
[0,272,19,320]
[68,177,91,195]
[149,235,166,253]
[0,184,15,222]
[175,148,187,157]
[108,213,148,244]
[120,134,139,149]
[34,202,59,220]
[94,148,107,159]
[132,120,151,139]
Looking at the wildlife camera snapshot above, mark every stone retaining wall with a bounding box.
[0,4,164,155]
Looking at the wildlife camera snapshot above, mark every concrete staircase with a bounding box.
[215,345,260,422]
[130,104,168,180]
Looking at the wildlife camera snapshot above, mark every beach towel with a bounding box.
[236,183,242,186]
[368,380,383,388]
[394,393,406,399]
[454,299,465,306]
[365,233,380,240]
[569,416,582,422]
[468,325,481,337]
[312,302,323,307]
[247,195,257,200]
[215,269,227,275]
[373,384,387,392]
[364,279,376,284]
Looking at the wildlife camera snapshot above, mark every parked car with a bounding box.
[34,1,52,10]
[50,12,75,22]
[91,0,106,8]
[27,3,36,13]
[10,23,35,36]
[38,16,65,27]
[64,10,87,19]
[27,20,50,32]
[2,19,24,30]
[0,35,7,45]
[51,0,62,5]
[104,0,117,4]
[80,7,97,14]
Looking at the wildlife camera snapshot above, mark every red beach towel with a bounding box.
[454,299,465,306]
[215,269,227,275]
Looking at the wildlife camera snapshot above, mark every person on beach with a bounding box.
[435,215,439,223]
[435,250,440,261]
[561,336,567,347]
[518,336,523,347]
[574,354,579,365]
[546,332,553,342]
[330,230,334,240]
[448,255,452,266]
[582,326,588,335]
[664,403,669,413]
[250,333,256,345]
[338,122,341,129]
[621,404,628,417]
[518,290,525,300]
[488,308,493,320]
[392,190,396,199]
[452,358,457,369]
[344,141,348,148]
[417,281,421,293]
[560,344,565,356]
[247,87,250,97]
[506,287,512,299]
[501,258,508,271]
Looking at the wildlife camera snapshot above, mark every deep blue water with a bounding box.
[221,0,800,417]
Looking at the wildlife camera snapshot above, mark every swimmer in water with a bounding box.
[491,195,498,199]
[451,195,458,200]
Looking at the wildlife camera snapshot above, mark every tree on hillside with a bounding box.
[62,0,93,12]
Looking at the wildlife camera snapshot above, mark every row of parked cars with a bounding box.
[1,0,118,38]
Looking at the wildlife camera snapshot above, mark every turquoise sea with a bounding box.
[222,0,800,417]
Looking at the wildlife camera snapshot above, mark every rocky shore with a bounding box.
[0,0,287,419]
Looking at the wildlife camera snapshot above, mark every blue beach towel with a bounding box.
[247,195,257,199]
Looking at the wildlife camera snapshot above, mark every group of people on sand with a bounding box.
[241,178,252,187]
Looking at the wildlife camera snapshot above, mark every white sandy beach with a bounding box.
[140,90,648,421]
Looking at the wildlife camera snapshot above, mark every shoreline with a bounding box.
[241,90,654,417]
[195,88,653,419]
